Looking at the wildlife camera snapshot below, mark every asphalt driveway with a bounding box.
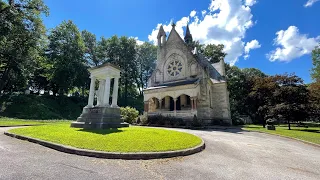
[0,127,319,180]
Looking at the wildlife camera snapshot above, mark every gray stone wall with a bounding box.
[149,28,204,87]
[146,27,232,125]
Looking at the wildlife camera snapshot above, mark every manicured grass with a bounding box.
[243,125,320,145]
[0,117,70,126]
[9,124,202,152]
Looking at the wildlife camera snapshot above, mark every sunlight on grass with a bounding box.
[243,125,320,145]
[9,124,202,152]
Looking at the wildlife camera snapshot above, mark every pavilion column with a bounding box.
[111,77,119,107]
[173,98,177,116]
[97,80,105,106]
[87,76,96,107]
[103,77,111,106]
[194,97,197,110]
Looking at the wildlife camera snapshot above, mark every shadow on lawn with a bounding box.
[194,127,248,134]
[77,128,123,135]
[295,129,320,133]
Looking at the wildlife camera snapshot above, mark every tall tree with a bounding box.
[0,0,48,93]
[118,36,138,106]
[269,74,309,130]
[47,20,87,95]
[97,36,138,107]
[203,44,226,63]
[82,30,100,66]
[225,64,266,124]
[249,74,309,129]
[311,43,320,82]
[136,42,157,94]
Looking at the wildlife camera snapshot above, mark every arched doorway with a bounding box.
[178,94,191,110]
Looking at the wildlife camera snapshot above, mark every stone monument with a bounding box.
[71,63,129,129]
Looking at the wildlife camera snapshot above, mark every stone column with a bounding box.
[144,101,149,113]
[111,77,119,107]
[194,97,197,110]
[87,76,96,107]
[103,77,111,106]
[97,80,105,106]
[173,98,177,116]
[191,97,194,110]
[158,99,162,112]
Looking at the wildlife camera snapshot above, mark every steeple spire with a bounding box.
[184,24,193,46]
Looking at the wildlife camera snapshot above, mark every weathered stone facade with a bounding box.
[143,24,231,125]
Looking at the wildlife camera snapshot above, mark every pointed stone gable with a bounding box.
[166,27,186,46]
[157,25,166,39]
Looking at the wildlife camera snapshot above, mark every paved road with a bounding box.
[0,127,319,180]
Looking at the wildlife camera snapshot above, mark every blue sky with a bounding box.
[43,0,320,83]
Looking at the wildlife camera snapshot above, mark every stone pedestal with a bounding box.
[266,125,276,130]
[71,106,129,129]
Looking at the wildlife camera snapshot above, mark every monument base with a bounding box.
[71,106,129,129]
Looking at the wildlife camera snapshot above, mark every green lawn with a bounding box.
[8,124,202,152]
[243,125,320,145]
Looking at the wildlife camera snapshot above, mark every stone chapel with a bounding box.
[143,24,232,125]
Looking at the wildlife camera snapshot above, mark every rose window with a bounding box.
[167,60,183,77]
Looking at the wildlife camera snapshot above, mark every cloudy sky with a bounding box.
[43,0,320,83]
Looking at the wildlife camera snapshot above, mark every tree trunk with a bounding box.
[82,87,85,97]
[124,75,128,106]
[288,120,291,130]
[262,120,266,128]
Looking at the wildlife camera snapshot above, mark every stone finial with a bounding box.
[171,22,176,29]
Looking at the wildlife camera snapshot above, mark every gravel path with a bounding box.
[0,127,319,180]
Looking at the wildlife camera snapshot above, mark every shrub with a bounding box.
[137,114,148,125]
[120,106,139,124]
[147,114,187,127]
[191,115,203,127]
[232,116,245,126]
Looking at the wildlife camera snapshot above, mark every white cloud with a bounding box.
[267,26,320,62]
[190,10,197,17]
[201,10,207,16]
[244,39,261,59]
[133,37,144,45]
[304,0,320,7]
[245,0,257,6]
[148,0,258,65]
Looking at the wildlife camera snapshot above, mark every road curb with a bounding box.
[245,130,320,148]
[4,131,205,160]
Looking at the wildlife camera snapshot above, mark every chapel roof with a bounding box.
[194,53,225,82]
[156,78,199,87]
[145,78,199,90]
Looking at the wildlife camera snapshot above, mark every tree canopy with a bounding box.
[0,0,319,125]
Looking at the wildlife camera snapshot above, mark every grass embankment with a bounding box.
[243,125,320,145]
[0,94,86,120]
[0,117,70,126]
[9,124,202,152]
